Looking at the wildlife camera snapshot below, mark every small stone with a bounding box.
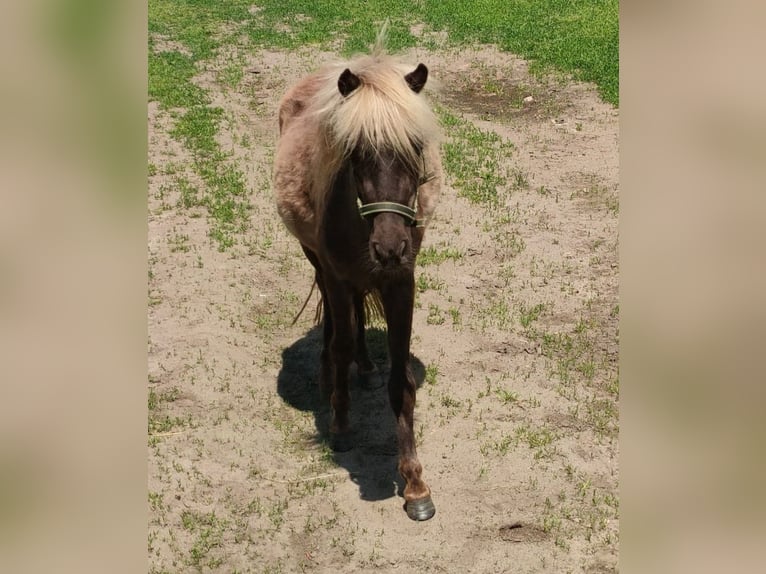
[523,95,534,103]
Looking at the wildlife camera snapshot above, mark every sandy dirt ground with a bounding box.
[148,40,618,573]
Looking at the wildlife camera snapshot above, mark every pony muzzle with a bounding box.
[369,213,411,267]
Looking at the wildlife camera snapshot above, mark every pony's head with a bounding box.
[315,57,438,270]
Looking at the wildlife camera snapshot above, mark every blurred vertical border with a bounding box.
[0,1,147,573]
[621,1,766,572]
[2,1,766,572]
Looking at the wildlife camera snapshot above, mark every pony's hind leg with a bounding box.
[353,292,381,388]
[380,276,435,521]
[300,245,333,393]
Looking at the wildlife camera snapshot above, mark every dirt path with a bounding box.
[149,42,618,573]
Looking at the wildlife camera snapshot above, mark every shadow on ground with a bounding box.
[277,325,425,502]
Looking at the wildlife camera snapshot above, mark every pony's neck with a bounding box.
[320,161,368,262]
[325,160,358,217]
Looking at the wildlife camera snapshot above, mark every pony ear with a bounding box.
[404,63,428,93]
[338,68,361,97]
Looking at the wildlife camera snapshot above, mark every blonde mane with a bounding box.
[309,43,440,177]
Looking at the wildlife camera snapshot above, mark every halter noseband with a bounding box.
[357,170,436,228]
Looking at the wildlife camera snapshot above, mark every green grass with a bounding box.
[518,302,548,329]
[438,106,516,206]
[424,0,619,105]
[149,1,618,105]
[417,245,464,266]
[171,106,224,159]
[148,48,207,109]
[180,510,227,568]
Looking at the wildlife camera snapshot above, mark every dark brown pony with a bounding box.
[273,38,442,521]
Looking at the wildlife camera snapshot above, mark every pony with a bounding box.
[273,35,443,521]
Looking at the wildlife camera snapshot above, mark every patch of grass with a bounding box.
[148,387,181,412]
[171,106,224,160]
[181,510,227,568]
[169,232,191,253]
[248,1,618,103]
[481,433,513,456]
[176,177,203,209]
[440,393,462,409]
[417,245,464,266]
[495,388,519,405]
[515,424,557,459]
[518,302,548,329]
[424,363,439,386]
[148,387,187,435]
[164,105,251,249]
[150,0,253,59]
[149,414,192,435]
[426,304,445,325]
[415,272,445,293]
[148,49,207,109]
[438,106,515,206]
[477,297,512,331]
[424,0,619,105]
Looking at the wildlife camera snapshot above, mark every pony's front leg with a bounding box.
[324,277,355,452]
[381,275,435,521]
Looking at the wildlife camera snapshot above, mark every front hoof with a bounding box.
[330,432,354,452]
[406,496,436,521]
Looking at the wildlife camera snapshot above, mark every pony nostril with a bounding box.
[371,240,406,265]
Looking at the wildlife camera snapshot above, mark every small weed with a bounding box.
[169,232,191,253]
[416,272,445,293]
[518,302,547,329]
[424,363,439,386]
[426,304,445,325]
[511,168,529,190]
[448,307,462,327]
[515,424,558,459]
[495,388,518,405]
[440,394,462,409]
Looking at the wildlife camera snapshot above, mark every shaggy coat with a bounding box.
[274,53,442,253]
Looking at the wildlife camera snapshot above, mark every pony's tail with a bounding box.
[291,279,322,326]
[292,284,384,328]
[371,19,390,57]
[364,288,385,325]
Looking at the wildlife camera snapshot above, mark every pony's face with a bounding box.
[351,146,422,269]
[338,63,430,270]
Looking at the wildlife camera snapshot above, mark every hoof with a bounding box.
[330,432,354,452]
[406,496,436,521]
